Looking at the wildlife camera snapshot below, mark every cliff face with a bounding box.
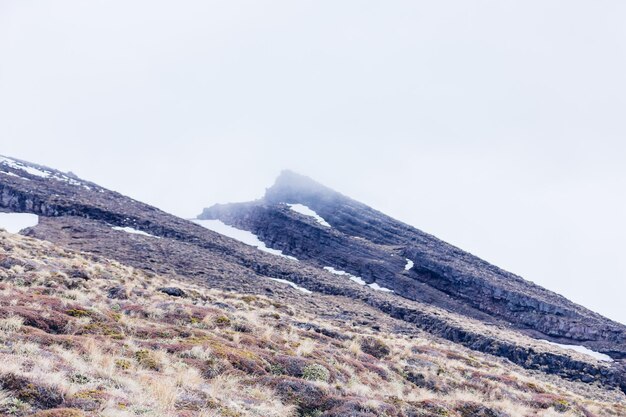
[2,157,626,394]
[200,171,626,359]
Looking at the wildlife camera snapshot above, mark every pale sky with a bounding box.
[1,1,625,324]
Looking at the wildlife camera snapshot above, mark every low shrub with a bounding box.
[302,364,330,382]
[134,349,160,370]
[360,337,390,359]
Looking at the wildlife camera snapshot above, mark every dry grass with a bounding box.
[0,315,23,333]
[0,230,624,417]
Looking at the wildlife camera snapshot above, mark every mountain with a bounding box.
[1,155,625,417]
[200,171,626,359]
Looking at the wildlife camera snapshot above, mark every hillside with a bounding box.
[200,171,626,360]
[1,155,625,416]
[1,231,625,417]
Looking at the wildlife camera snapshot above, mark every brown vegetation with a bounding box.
[0,231,624,416]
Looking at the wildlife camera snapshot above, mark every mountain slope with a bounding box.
[1,155,625,401]
[200,171,626,359]
[2,230,625,417]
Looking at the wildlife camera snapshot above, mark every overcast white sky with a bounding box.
[1,1,625,324]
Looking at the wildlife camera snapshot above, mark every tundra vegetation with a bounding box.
[0,231,624,417]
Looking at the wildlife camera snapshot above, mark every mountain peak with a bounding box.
[269,169,325,192]
[265,170,341,206]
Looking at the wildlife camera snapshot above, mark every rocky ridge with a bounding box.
[200,171,626,360]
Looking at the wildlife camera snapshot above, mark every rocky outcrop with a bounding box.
[159,287,187,297]
[200,170,626,360]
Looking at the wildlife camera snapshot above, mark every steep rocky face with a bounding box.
[200,170,626,360]
[2,156,626,393]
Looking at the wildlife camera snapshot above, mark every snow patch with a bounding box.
[0,213,39,233]
[194,219,297,261]
[348,275,367,285]
[286,204,331,227]
[0,156,92,190]
[543,340,613,362]
[57,176,91,190]
[368,282,394,293]
[323,266,349,276]
[323,266,366,285]
[0,156,51,178]
[112,226,160,239]
[404,258,414,271]
[268,278,312,294]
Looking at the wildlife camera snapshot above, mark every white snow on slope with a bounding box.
[368,282,394,292]
[0,156,50,178]
[287,204,331,227]
[0,156,92,190]
[543,340,613,362]
[0,213,39,233]
[323,266,391,291]
[112,226,160,239]
[323,266,366,285]
[323,266,349,276]
[405,258,414,271]
[193,219,297,261]
[58,176,91,189]
[268,278,312,294]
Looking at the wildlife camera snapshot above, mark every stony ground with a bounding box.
[0,231,625,417]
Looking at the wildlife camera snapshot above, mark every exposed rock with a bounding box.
[68,268,89,280]
[159,287,187,297]
[0,255,24,270]
[200,170,626,360]
[294,321,351,340]
[107,285,129,300]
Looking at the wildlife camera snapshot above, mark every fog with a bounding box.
[1,1,625,324]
